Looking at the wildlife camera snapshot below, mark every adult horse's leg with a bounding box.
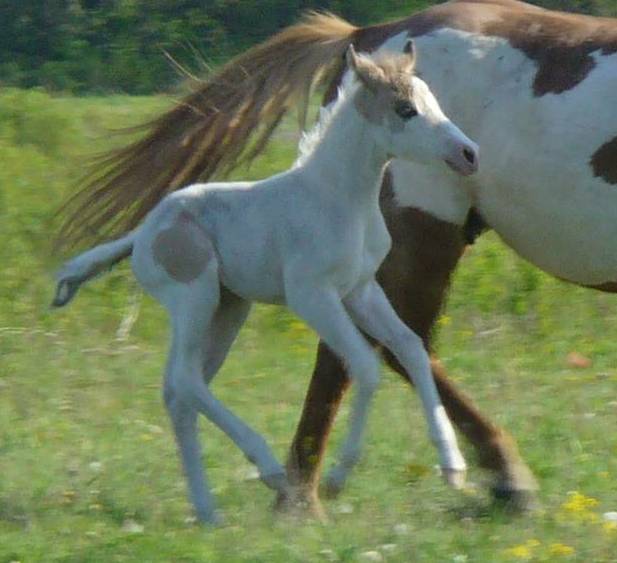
[274,343,351,518]
[377,206,538,510]
[276,207,537,515]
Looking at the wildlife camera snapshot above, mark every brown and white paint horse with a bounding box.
[58,0,617,515]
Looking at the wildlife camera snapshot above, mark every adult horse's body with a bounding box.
[58,0,617,514]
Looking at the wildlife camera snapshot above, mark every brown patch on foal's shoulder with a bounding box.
[152,210,213,283]
[590,136,617,185]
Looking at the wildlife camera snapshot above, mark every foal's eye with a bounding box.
[395,101,418,120]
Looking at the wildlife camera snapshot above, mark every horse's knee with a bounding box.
[163,375,198,421]
[351,352,380,393]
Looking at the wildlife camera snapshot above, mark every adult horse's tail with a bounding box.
[58,12,357,249]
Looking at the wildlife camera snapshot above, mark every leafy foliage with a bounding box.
[2,1,613,94]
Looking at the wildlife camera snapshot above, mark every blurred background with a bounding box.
[1,0,615,94]
[1,1,616,561]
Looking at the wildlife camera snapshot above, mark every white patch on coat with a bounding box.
[372,29,617,286]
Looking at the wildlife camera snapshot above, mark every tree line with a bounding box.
[0,0,614,95]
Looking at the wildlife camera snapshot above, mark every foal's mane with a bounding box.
[294,73,356,168]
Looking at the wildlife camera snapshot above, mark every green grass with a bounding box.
[1,89,616,562]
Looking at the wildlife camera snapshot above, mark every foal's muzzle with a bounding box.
[445,141,479,177]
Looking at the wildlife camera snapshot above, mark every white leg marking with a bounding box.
[344,279,466,488]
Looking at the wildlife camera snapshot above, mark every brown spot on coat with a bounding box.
[590,136,617,185]
[152,211,213,283]
[351,0,617,98]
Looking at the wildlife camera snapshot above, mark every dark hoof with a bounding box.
[321,466,346,499]
[491,484,540,513]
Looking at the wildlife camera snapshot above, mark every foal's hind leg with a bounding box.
[167,306,289,522]
[200,287,252,384]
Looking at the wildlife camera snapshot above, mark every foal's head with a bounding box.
[347,40,478,176]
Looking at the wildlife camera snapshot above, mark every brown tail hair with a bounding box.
[57,12,357,249]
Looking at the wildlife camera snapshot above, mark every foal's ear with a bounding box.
[402,38,417,71]
[345,44,384,93]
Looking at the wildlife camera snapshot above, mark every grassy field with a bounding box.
[1,89,616,562]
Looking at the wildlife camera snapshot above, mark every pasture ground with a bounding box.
[0,90,616,562]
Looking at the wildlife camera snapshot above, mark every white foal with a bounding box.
[53,40,477,524]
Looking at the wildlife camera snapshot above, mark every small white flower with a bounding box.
[334,502,354,514]
[238,466,260,481]
[603,511,617,522]
[359,551,383,562]
[318,549,338,561]
[88,461,103,473]
[147,424,164,434]
[121,518,144,534]
[393,523,412,536]
[379,543,397,554]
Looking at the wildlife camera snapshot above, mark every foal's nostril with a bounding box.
[463,147,476,165]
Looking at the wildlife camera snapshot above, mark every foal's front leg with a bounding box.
[329,278,467,492]
[285,284,381,503]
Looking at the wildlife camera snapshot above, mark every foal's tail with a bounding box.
[57,12,358,250]
[52,232,135,307]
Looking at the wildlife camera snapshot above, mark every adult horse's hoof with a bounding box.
[442,468,466,490]
[273,488,327,522]
[491,466,540,513]
[491,483,540,513]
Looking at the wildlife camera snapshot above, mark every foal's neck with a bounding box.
[301,95,389,207]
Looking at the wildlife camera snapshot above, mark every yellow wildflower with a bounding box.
[503,540,540,560]
[603,521,617,534]
[561,491,599,512]
[503,544,532,560]
[560,491,599,520]
[548,543,575,557]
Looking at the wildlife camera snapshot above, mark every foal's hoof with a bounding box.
[273,490,328,522]
[322,466,347,499]
[261,471,290,495]
[193,510,224,527]
[442,468,466,490]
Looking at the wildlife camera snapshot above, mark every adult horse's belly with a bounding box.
[478,167,617,287]
[476,108,616,283]
[472,50,617,287]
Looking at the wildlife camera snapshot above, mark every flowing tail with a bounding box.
[57,12,358,250]
[52,232,135,307]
